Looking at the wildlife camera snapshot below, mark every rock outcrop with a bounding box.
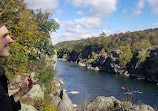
[84,96,155,111]
[46,50,57,70]
[19,104,37,111]
[51,89,77,111]
[84,96,121,111]
[24,84,44,100]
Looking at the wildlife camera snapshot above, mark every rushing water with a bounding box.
[56,61,158,108]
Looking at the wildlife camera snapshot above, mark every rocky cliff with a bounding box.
[58,47,158,84]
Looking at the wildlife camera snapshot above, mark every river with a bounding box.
[56,61,158,109]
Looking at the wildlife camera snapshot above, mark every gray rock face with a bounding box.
[14,75,22,83]
[84,96,121,111]
[129,48,158,83]
[20,104,37,111]
[138,104,155,111]
[84,96,155,111]
[56,90,77,111]
[23,84,44,100]
[51,96,61,106]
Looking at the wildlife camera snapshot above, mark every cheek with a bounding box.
[0,41,4,51]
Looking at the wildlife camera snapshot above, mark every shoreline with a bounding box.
[57,59,158,85]
[55,60,158,110]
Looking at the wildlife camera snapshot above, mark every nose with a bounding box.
[7,35,14,43]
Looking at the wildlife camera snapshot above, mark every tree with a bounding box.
[0,0,59,77]
[118,44,133,68]
[135,49,151,69]
[32,9,60,38]
[99,31,106,37]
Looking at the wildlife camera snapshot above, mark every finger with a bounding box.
[28,81,34,88]
[28,75,34,84]
[22,76,30,85]
[28,75,31,81]
[24,75,30,81]
[28,75,34,88]
[29,75,34,82]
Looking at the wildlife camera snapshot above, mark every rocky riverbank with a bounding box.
[52,76,157,111]
[10,73,156,111]
[58,46,158,84]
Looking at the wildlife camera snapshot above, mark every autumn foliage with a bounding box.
[0,0,59,78]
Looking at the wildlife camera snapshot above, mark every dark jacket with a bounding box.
[0,74,21,111]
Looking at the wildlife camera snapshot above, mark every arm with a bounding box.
[13,75,34,102]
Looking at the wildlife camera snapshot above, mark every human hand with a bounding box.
[19,75,34,96]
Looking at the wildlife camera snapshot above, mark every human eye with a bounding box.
[2,33,9,38]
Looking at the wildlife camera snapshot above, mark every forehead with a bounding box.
[0,25,9,37]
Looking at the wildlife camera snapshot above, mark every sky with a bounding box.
[24,0,158,45]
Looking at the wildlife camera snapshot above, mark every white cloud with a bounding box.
[147,0,158,14]
[51,17,103,44]
[89,0,117,17]
[66,0,117,17]
[75,17,102,29]
[77,11,83,15]
[152,23,158,27]
[102,30,112,36]
[51,30,92,45]
[24,0,58,10]
[133,0,145,15]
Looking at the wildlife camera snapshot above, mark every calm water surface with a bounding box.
[56,61,158,108]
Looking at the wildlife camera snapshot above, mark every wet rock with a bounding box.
[124,71,130,77]
[70,91,79,94]
[78,62,86,67]
[94,67,99,71]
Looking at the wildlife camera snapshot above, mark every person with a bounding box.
[0,21,34,111]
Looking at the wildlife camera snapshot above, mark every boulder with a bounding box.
[84,96,155,111]
[94,67,99,71]
[70,91,79,94]
[124,71,130,77]
[20,104,37,111]
[57,90,77,111]
[84,96,121,111]
[138,104,155,111]
[24,84,44,100]
[14,75,22,83]
[8,89,19,96]
[51,96,61,106]
[78,62,86,67]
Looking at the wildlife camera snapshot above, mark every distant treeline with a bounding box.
[55,28,158,56]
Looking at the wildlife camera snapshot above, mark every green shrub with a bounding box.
[34,99,57,111]
[35,69,55,86]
